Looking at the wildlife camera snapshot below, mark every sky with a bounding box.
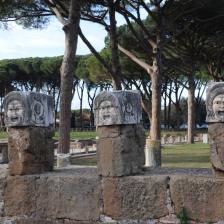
[0,18,109,109]
[0,18,107,59]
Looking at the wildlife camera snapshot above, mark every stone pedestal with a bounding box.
[203,133,208,144]
[145,139,161,167]
[8,126,54,176]
[57,154,71,168]
[94,90,145,177]
[208,123,224,176]
[206,82,224,176]
[97,124,145,177]
[3,91,55,176]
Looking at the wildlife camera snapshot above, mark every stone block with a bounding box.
[102,175,169,220]
[12,219,96,224]
[4,171,101,221]
[97,124,145,176]
[4,176,37,217]
[8,126,54,175]
[170,175,224,222]
[94,90,142,126]
[208,123,224,174]
[3,91,54,127]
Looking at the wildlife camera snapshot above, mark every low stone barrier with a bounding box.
[2,166,224,223]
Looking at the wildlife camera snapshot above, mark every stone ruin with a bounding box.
[94,90,142,126]
[4,91,54,127]
[94,90,145,176]
[3,89,224,223]
[206,82,224,176]
[3,91,54,175]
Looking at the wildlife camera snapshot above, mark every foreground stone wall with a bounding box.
[2,166,224,224]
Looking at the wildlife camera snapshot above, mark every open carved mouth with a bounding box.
[10,117,19,123]
[218,111,224,116]
[103,115,110,120]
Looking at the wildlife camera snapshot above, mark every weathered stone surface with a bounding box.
[35,176,100,220]
[3,91,54,127]
[208,123,224,175]
[4,176,37,217]
[13,218,97,224]
[8,126,54,175]
[0,217,96,224]
[97,124,145,176]
[0,174,7,202]
[0,164,8,217]
[170,175,224,222]
[102,175,169,220]
[94,91,142,126]
[4,169,101,221]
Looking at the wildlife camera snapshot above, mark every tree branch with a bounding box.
[118,44,153,74]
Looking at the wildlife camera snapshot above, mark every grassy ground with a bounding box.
[162,143,210,168]
[0,132,8,139]
[70,155,97,166]
[0,131,97,140]
[0,130,210,168]
[54,131,97,140]
[70,143,211,168]
[1,130,207,140]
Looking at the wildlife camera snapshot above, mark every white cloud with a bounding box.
[0,18,106,60]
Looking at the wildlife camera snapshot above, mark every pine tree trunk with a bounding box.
[164,92,167,129]
[108,0,122,90]
[167,88,172,129]
[187,74,195,143]
[150,71,161,141]
[58,1,80,154]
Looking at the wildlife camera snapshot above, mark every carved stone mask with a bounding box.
[3,91,54,127]
[94,90,142,126]
[6,100,24,125]
[212,94,224,121]
[98,100,118,125]
[206,82,224,123]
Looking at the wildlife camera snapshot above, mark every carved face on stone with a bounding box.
[213,94,224,120]
[98,100,117,124]
[6,100,24,125]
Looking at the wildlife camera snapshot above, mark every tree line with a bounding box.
[0,53,208,131]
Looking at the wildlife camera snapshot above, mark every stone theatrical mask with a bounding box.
[3,91,54,127]
[212,94,224,121]
[6,99,25,125]
[206,82,224,123]
[94,91,142,126]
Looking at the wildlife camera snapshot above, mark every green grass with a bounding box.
[162,143,210,168]
[70,155,97,166]
[0,132,8,139]
[0,131,97,140]
[70,143,211,168]
[54,131,97,140]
